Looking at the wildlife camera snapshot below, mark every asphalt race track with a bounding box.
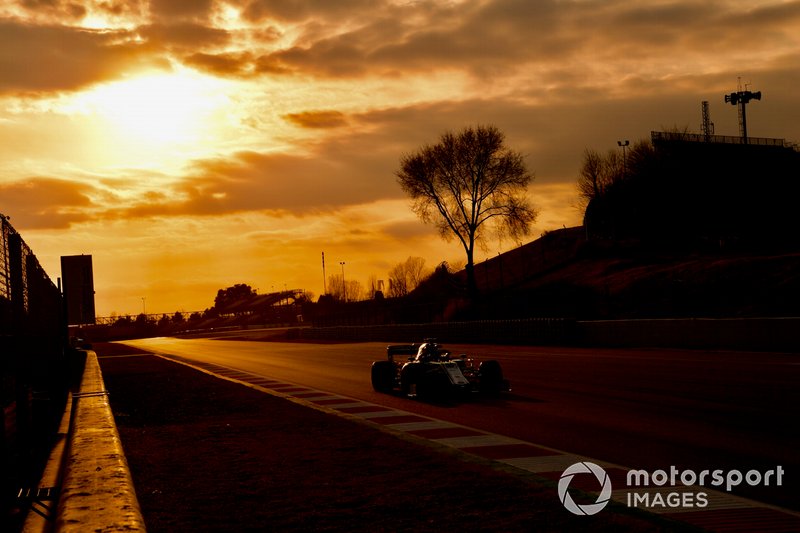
[120,338,799,513]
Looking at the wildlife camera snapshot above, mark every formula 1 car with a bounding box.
[370,340,510,399]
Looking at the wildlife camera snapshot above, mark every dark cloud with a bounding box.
[222,0,800,84]
[0,21,162,94]
[3,0,798,225]
[10,0,148,20]
[283,110,348,129]
[17,0,87,20]
[4,0,800,92]
[725,0,800,28]
[245,0,575,78]
[612,1,715,28]
[586,1,800,59]
[94,1,148,18]
[86,144,398,221]
[138,22,231,51]
[180,148,396,213]
[252,54,296,75]
[148,0,215,22]
[240,0,376,23]
[184,51,255,76]
[381,219,438,242]
[0,178,94,229]
[267,42,363,77]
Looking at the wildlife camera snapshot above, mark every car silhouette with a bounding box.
[370,339,510,400]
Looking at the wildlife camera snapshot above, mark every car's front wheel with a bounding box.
[478,360,505,393]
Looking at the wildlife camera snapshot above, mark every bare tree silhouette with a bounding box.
[397,125,537,296]
[387,256,429,297]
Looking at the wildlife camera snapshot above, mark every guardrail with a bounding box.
[576,317,800,352]
[291,316,799,352]
[293,318,574,345]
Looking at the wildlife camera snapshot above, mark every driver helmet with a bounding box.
[416,342,439,361]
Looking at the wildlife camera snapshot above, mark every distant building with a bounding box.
[61,254,96,325]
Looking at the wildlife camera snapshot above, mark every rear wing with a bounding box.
[386,344,417,361]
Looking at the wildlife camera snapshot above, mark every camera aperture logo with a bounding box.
[558,462,612,515]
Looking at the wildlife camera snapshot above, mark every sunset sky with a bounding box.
[2,0,800,317]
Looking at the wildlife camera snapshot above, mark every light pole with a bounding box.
[617,140,629,178]
[322,252,327,295]
[141,297,146,316]
[339,261,346,302]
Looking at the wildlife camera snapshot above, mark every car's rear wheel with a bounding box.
[371,361,394,392]
[400,363,422,396]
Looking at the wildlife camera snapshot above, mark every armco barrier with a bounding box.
[294,317,799,352]
[54,350,145,532]
[576,317,800,352]
[296,318,574,345]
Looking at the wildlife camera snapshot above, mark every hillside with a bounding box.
[584,137,800,247]
[456,227,800,320]
[453,137,800,320]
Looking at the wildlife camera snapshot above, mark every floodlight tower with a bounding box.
[617,140,629,178]
[701,101,714,141]
[724,86,761,144]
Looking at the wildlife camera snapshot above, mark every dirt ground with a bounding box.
[96,342,684,532]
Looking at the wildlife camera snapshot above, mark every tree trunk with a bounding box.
[465,247,478,299]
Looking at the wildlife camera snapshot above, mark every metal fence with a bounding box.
[1,214,66,522]
[1,221,8,301]
[650,130,790,148]
[0,213,64,343]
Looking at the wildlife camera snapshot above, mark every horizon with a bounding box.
[2,0,799,316]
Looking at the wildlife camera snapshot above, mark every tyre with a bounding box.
[400,363,422,396]
[371,361,394,392]
[478,360,504,393]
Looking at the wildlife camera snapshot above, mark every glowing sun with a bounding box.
[80,70,228,147]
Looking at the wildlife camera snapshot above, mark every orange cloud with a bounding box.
[0,177,94,229]
[0,21,162,94]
